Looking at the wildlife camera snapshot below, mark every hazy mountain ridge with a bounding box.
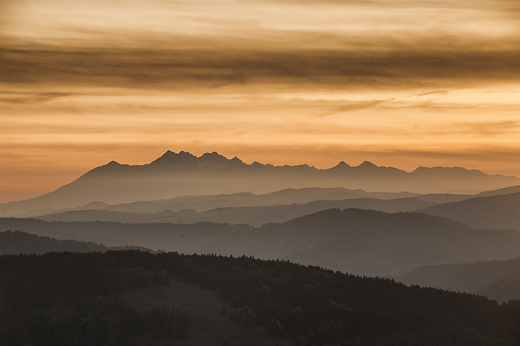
[262,209,520,277]
[28,187,419,217]
[28,185,520,227]
[476,185,520,197]
[1,151,518,217]
[36,197,436,226]
[420,192,520,231]
[4,209,520,277]
[398,257,520,303]
[0,230,153,255]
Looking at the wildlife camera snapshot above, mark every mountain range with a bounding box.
[4,208,520,277]
[1,150,519,217]
[12,187,420,217]
[3,150,520,343]
[35,197,436,226]
[28,188,520,232]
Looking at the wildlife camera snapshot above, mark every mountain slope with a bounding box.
[260,209,520,277]
[28,187,419,216]
[1,150,518,217]
[477,185,520,197]
[420,192,520,231]
[36,197,435,226]
[4,209,520,277]
[0,230,153,255]
[3,251,520,345]
[397,257,520,302]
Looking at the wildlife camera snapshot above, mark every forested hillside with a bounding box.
[1,251,520,345]
[398,257,520,303]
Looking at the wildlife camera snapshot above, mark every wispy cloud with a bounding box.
[0,91,74,104]
[2,41,520,90]
[415,91,448,97]
[459,121,520,137]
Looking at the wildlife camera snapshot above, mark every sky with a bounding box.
[1,0,520,202]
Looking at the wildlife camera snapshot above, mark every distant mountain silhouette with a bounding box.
[36,197,435,226]
[398,257,520,302]
[34,185,520,221]
[419,192,520,231]
[412,193,474,204]
[4,209,520,277]
[263,209,520,277]
[411,185,520,204]
[1,150,518,217]
[476,185,520,197]
[31,187,418,216]
[0,230,153,255]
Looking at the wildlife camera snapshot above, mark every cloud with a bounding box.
[415,90,448,97]
[460,121,520,137]
[0,91,75,104]
[337,100,385,112]
[0,152,23,158]
[496,0,520,14]
[1,39,520,91]
[378,146,520,164]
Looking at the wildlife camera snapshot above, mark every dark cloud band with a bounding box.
[2,42,520,90]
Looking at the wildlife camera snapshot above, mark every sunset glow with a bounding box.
[2,0,520,202]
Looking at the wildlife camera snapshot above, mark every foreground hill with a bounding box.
[36,197,435,226]
[420,192,520,231]
[1,251,520,345]
[398,257,520,303]
[0,230,153,255]
[1,150,518,217]
[4,209,520,277]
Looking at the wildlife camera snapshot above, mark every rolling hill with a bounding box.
[420,192,520,231]
[36,197,435,226]
[398,257,520,302]
[4,209,520,277]
[25,187,419,216]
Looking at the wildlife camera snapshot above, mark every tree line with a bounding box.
[0,251,519,345]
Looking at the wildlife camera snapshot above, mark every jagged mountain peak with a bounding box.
[107,160,121,165]
[357,161,378,169]
[97,160,126,169]
[82,160,127,178]
[327,161,351,172]
[148,150,247,170]
[151,150,196,164]
[2,150,520,218]
[200,151,226,159]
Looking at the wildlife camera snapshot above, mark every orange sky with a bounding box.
[1,0,520,202]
